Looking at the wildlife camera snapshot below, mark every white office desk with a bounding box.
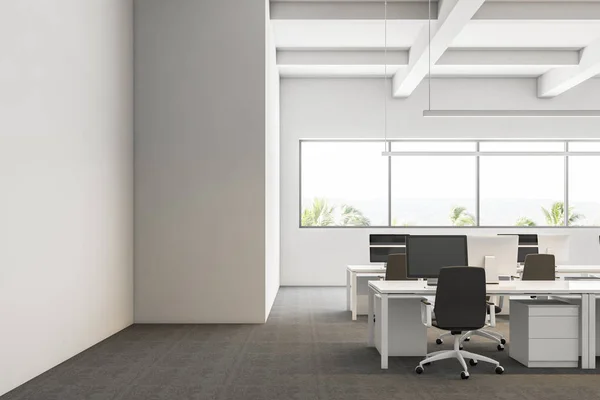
[516,265,600,275]
[346,265,386,320]
[367,280,600,370]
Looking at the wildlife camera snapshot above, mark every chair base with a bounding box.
[437,329,506,350]
[418,335,503,378]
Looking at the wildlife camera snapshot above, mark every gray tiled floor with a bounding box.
[3,287,600,400]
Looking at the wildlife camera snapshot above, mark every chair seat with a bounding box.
[432,321,482,332]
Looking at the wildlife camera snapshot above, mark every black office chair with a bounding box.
[417,267,504,379]
[522,254,556,280]
[437,294,506,351]
[385,253,415,281]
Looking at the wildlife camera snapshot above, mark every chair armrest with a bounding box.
[486,301,496,327]
[421,299,433,327]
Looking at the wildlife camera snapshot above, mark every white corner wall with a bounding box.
[134,0,270,323]
[281,78,600,286]
[266,2,281,318]
[0,1,134,396]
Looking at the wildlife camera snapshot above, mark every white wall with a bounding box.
[266,2,281,317]
[134,0,269,323]
[0,1,134,396]
[281,78,600,286]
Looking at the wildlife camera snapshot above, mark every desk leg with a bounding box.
[351,272,358,321]
[367,287,374,347]
[346,270,351,311]
[589,294,596,369]
[381,294,389,369]
[582,294,590,369]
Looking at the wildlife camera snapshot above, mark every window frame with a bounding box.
[299,139,600,228]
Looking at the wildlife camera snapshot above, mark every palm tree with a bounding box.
[541,201,583,226]
[391,217,411,227]
[515,216,536,227]
[340,204,371,226]
[301,198,335,226]
[450,206,476,226]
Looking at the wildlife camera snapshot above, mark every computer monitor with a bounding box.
[518,246,539,263]
[406,235,468,279]
[369,234,408,263]
[467,235,518,281]
[369,246,406,263]
[538,234,570,264]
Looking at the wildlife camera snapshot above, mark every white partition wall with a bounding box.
[134,0,277,323]
[281,79,600,286]
[0,1,134,396]
[266,0,281,319]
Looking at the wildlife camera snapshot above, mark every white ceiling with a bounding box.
[273,20,425,49]
[271,0,600,95]
[451,21,600,49]
[279,65,564,78]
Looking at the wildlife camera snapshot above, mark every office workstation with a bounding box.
[348,233,600,319]
[7,1,600,399]
[365,234,600,376]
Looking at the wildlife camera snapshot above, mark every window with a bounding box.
[479,156,564,226]
[299,140,600,227]
[569,157,600,226]
[569,142,600,152]
[390,142,476,226]
[300,142,388,226]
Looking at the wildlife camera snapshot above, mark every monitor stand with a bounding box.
[426,278,438,286]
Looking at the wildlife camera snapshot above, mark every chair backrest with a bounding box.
[522,254,555,281]
[433,267,487,332]
[385,253,415,281]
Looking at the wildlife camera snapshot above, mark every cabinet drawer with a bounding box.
[529,306,579,317]
[529,316,579,339]
[529,339,579,361]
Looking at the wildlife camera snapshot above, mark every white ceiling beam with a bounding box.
[474,2,600,20]
[277,49,579,66]
[392,0,486,98]
[438,49,579,66]
[538,38,600,97]
[270,1,437,20]
[277,50,409,65]
[271,1,600,21]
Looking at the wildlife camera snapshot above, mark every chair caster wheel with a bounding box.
[495,366,505,374]
[469,359,478,366]
[461,371,470,380]
[459,345,464,350]
[415,366,424,374]
[464,337,471,342]
[436,338,443,345]
[500,338,506,345]
[497,344,505,351]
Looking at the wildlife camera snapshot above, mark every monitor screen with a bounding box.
[406,235,468,278]
[369,234,408,245]
[370,246,406,263]
[497,233,538,245]
[518,247,539,263]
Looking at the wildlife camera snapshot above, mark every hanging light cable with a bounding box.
[428,0,431,113]
[383,0,388,153]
